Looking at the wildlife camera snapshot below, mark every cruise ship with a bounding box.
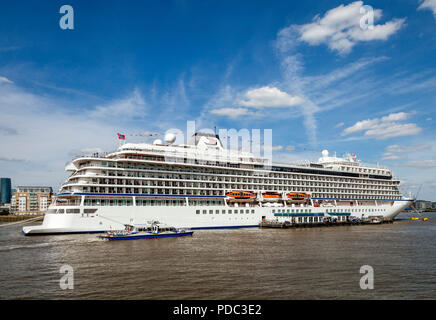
[23,132,413,235]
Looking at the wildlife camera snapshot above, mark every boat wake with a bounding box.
[0,242,52,252]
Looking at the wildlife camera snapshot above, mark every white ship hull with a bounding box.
[22,200,412,235]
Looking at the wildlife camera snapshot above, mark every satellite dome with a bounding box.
[164,133,176,145]
[321,150,329,157]
[153,139,163,145]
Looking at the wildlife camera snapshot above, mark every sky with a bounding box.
[0,0,435,200]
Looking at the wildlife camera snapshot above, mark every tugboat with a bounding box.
[98,221,193,241]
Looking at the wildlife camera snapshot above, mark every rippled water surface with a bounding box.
[0,212,435,299]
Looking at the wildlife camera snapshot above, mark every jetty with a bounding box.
[259,215,393,229]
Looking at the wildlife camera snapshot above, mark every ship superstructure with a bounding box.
[23,132,412,235]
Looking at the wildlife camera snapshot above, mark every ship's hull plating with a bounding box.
[22,200,412,235]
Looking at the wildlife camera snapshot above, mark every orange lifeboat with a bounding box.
[287,192,309,201]
[226,190,256,200]
[262,192,281,199]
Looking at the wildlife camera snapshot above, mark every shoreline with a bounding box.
[0,215,44,222]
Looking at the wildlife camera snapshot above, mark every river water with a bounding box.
[0,212,435,300]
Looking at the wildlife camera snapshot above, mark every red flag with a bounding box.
[117,133,126,140]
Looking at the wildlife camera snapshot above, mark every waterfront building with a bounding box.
[415,200,433,211]
[11,186,54,215]
[0,178,12,204]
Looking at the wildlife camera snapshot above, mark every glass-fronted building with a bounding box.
[0,178,12,204]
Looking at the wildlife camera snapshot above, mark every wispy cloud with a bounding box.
[210,107,257,119]
[342,112,422,139]
[382,143,430,160]
[403,160,436,168]
[418,0,436,19]
[89,87,147,119]
[0,157,25,162]
[0,76,13,84]
[0,82,147,188]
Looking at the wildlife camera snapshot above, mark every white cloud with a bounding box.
[210,107,253,119]
[386,143,429,153]
[418,0,436,18]
[208,86,304,120]
[296,1,405,54]
[0,76,13,84]
[381,111,412,122]
[381,154,405,160]
[235,86,305,108]
[364,123,422,139]
[342,118,380,135]
[382,143,429,160]
[342,112,421,139]
[89,87,147,119]
[404,160,436,168]
[335,122,345,128]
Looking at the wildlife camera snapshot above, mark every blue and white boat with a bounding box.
[98,221,193,241]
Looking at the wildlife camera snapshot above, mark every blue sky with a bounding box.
[0,0,435,200]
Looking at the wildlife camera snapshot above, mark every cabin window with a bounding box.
[228,210,232,214]
[203,210,207,214]
[222,210,226,214]
[251,210,255,214]
[196,210,200,214]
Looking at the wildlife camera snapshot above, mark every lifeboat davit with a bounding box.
[262,192,281,201]
[287,192,309,201]
[226,190,256,200]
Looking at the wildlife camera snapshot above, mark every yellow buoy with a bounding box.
[423,217,428,221]
[411,217,419,220]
